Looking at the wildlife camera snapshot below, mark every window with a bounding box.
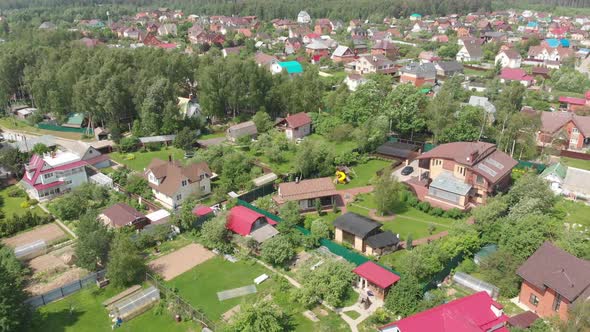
[553,294,562,311]
[456,165,466,177]
[181,180,188,187]
[572,127,579,134]
[432,159,443,167]
[529,294,539,306]
[201,185,206,192]
[43,173,53,179]
[176,194,182,201]
[476,175,484,184]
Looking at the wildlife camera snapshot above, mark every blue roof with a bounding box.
[279,61,303,74]
[410,13,422,17]
[546,38,570,48]
[527,21,538,27]
[560,38,570,47]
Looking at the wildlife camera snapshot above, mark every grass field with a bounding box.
[560,157,590,171]
[347,193,455,240]
[336,159,391,189]
[0,117,87,141]
[379,250,408,270]
[29,286,196,332]
[555,199,590,227]
[0,185,46,217]
[110,147,185,172]
[168,256,349,331]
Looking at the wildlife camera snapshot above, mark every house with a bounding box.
[331,45,355,63]
[271,61,303,75]
[535,111,590,150]
[314,18,332,35]
[21,151,89,201]
[456,43,483,62]
[297,11,311,24]
[145,158,212,209]
[344,74,368,91]
[222,46,243,58]
[399,62,437,87]
[516,242,590,321]
[188,25,205,43]
[527,44,574,62]
[540,162,590,199]
[419,51,439,63]
[226,205,278,243]
[371,40,398,60]
[123,27,141,40]
[411,142,518,209]
[157,23,177,37]
[68,141,111,169]
[39,21,57,30]
[254,52,278,69]
[468,96,496,122]
[15,107,36,120]
[499,68,534,87]
[347,55,396,75]
[273,177,338,211]
[305,39,330,57]
[409,13,422,21]
[495,49,522,68]
[379,292,509,332]
[558,92,590,111]
[434,61,464,77]
[353,262,400,300]
[226,121,258,142]
[99,203,148,229]
[78,37,102,48]
[276,112,312,140]
[333,212,400,256]
[284,37,302,54]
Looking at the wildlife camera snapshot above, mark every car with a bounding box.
[400,166,414,176]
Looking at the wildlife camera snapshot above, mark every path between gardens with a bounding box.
[254,259,370,332]
[337,186,374,214]
[38,203,77,239]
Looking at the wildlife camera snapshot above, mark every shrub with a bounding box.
[144,142,162,151]
[0,211,54,237]
[417,201,431,213]
[28,199,39,206]
[455,258,478,274]
[407,196,419,207]
[6,187,26,197]
[125,154,135,160]
[118,136,140,153]
[444,208,464,219]
[20,201,30,209]
[429,207,444,217]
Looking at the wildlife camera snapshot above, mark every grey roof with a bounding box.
[227,121,257,138]
[9,135,57,152]
[332,45,351,57]
[429,172,473,196]
[563,167,590,197]
[333,212,382,238]
[366,231,399,249]
[399,62,436,77]
[468,96,496,114]
[139,135,176,144]
[435,61,464,73]
[376,141,418,159]
[463,43,483,58]
[250,224,279,243]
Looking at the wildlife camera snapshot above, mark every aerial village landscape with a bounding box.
[0,0,588,331]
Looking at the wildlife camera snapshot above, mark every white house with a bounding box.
[344,74,368,91]
[456,43,483,62]
[145,158,212,209]
[276,112,312,140]
[20,150,89,201]
[297,11,311,24]
[495,49,522,68]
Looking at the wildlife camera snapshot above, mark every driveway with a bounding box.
[392,159,419,182]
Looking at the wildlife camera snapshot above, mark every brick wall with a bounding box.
[518,281,570,321]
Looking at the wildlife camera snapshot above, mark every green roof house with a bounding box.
[540,162,567,193]
[63,113,85,128]
[278,61,303,75]
[410,13,422,21]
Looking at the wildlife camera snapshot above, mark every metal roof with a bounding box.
[429,172,472,196]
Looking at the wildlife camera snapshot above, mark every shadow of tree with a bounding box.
[28,308,84,332]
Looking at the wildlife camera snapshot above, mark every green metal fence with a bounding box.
[36,123,93,134]
[236,200,399,275]
[515,160,546,173]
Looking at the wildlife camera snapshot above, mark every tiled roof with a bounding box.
[101,203,146,227]
[276,177,337,203]
[145,159,211,197]
[285,112,312,128]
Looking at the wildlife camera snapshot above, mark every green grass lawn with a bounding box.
[336,159,391,189]
[110,147,185,172]
[168,256,349,331]
[463,68,490,77]
[554,199,590,227]
[343,310,361,320]
[0,185,46,218]
[199,131,226,140]
[251,149,297,175]
[29,286,196,332]
[307,134,357,155]
[347,193,456,240]
[560,157,590,171]
[379,250,408,270]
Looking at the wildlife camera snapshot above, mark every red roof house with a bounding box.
[192,205,213,217]
[558,91,590,111]
[226,206,277,237]
[499,68,534,87]
[276,112,312,140]
[379,292,509,332]
[353,262,400,300]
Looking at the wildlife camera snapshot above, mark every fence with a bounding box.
[25,270,107,308]
[113,183,160,212]
[560,149,590,161]
[36,123,93,134]
[515,160,546,173]
[145,273,215,330]
[387,137,436,152]
[236,200,399,275]
[236,182,276,203]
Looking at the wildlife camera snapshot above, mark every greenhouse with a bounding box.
[452,272,500,299]
[109,286,160,321]
[14,240,47,261]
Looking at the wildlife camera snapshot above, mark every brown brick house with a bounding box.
[533,110,590,151]
[516,242,590,322]
[411,142,517,210]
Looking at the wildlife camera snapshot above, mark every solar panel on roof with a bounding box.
[486,158,504,170]
[477,163,497,177]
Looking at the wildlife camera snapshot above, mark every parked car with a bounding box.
[401,166,414,176]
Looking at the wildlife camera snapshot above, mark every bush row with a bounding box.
[0,211,54,238]
[400,191,466,219]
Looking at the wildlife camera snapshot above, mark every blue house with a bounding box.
[278,61,303,75]
[545,38,570,48]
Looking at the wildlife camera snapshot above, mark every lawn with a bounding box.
[347,193,456,240]
[0,117,87,141]
[379,250,408,270]
[336,159,391,189]
[168,256,349,331]
[109,147,185,172]
[0,185,46,217]
[560,157,590,171]
[307,134,357,155]
[555,199,590,227]
[29,286,196,332]
[463,68,490,78]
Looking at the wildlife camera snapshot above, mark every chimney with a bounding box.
[168,155,172,162]
[295,177,299,184]
[469,151,479,163]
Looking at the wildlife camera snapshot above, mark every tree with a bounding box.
[106,233,146,287]
[0,146,27,175]
[75,211,113,271]
[260,235,295,266]
[200,214,232,253]
[479,249,523,298]
[277,201,302,233]
[499,214,559,262]
[310,218,331,239]
[0,262,30,332]
[342,81,386,125]
[0,244,27,287]
[556,227,590,260]
[297,259,356,307]
[385,275,423,317]
[384,84,427,138]
[31,143,50,155]
[173,127,198,151]
[438,105,485,143]
[224,300,292,332]
[252,110,274,133]
[373,169,404,215]
[560,300,590,332]
[118,136,139,153]
[426,90,457,144]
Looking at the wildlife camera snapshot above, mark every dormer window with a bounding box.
[182,180,188,187]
